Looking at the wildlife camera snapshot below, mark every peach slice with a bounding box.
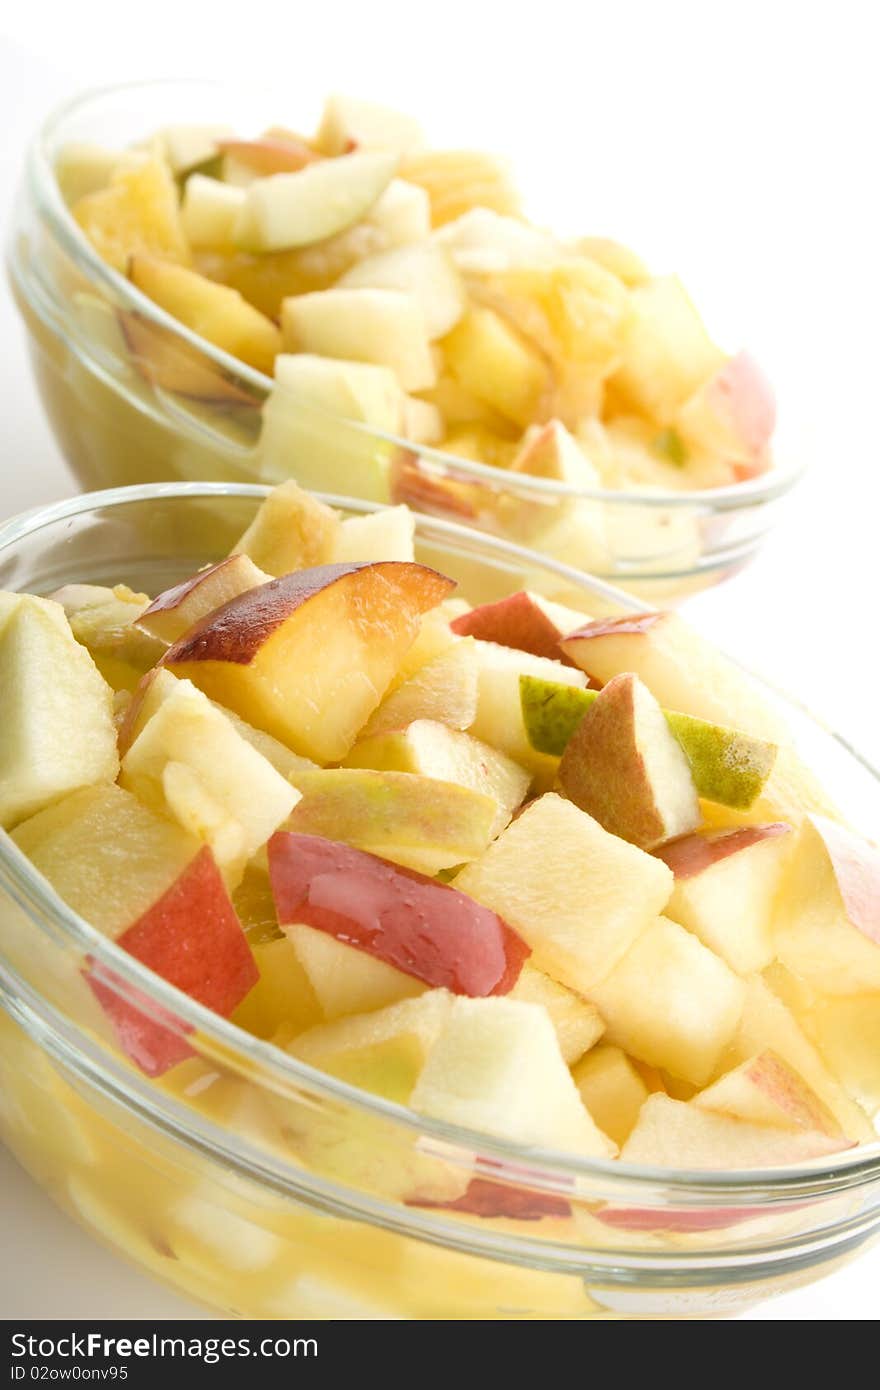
[268,831,529,997]
[163,560,454,762]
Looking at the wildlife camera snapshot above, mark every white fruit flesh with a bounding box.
[620,1094,850,1169]
[588,917,745,1086]
[273,353,405,435]
[571,1045,650,1146]
[339,242,466,339]
[455,794,673,994]
[0,595,118,829]
[694,1051,842,1135]
[181,175,246,248]
[234,151,398,252]
[281,288,436,391]
[509,963,604,1065]
[410,996,616,1156]
[285,923,425,1020]
[330,506,415,564]
[362,639,480,738]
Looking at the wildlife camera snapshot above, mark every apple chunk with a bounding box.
[120,674,299,882]
[344,719,530,838]
[12,784,256,1074]
[162,560,454,762]
[520,673,777,811]
[410,996,616,1156]
[339,242,466,339]
[231,480,340,576]
[656,824,792,973]
[560,611,787,743]
[694,1052,842,1136]
[509,962,604,1065]
[268,832,529,996]
[588,917,744,1086]
[136,554,269,645]
[361,639,480,738]
[571,1045,650,1147]
[233,150,398,252]
[0,594,118,829]
[286,922,425,1020]
[620,1094,851,1170]
[773,815,880,993]
[558,672,700,849]
[455,794,673,994]
[281,287,436,391]
[677,351,775,478]
[450,591,586,664]
[284,767,498,873]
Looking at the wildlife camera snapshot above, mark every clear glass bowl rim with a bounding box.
[16,77,805,514]
[0,479,878,1225]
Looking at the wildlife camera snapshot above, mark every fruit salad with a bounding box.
[57,95,777,561]
[1,478,876,1229]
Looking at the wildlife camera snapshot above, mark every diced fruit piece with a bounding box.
[156,124,232,174]
[469,642,587,781]
[677,351,775,478]
[434,208,559,275]
[402,395,444,445]
[272,353,405,435]
[72,156,191,272]
[315,96,424,157]
[620,1094,850,1169]
[231,935,322,1038]
[694,1051,842,1136]
[657,824,792,973]
[344,719,529,838]
[120,675,298,881]
[232,480,340,576]
[269,832,529,996]
[588,917,744,1086]
[128,255,281,375]
[0,594,118,829]
[136,554,269,645]
[285,923,424,1020]
[519,674,777,810]
[55,142,123,203]
[166,1188,285,1277]
[455,794,673,994]
[330,505,415,564]
[393,602,462,682]
[570,236,649,287]
[281,288,436,392]
[163,560,453,762]
[774,815,880,994]
[289,990,453,1103]
[216,135,318,177]
[410,996,616,1156]
[12,784,256,1074]
[509,963,604,1065]
[450,590,586,664]
[218,706,317,783]
[400,149,521,227]
[118,311,254,404]
[558,672,701,850]
[769,980,880,1120]
[362,639,479,738]
[339,243,466,339]
[559,610,788,743]
[609,276,725,423]
[509,419,600,489]
[233,151,398,252]
[50,583,165,679]
[285,768,498,874]
[442,306,550,429]
[366,179,431,246]
[720,976,874,1142]
[571,1045,650,1146]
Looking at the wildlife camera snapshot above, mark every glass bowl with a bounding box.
[7,80,804,605]
[0,481,877,1322]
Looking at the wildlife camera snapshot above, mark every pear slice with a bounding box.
[558,673,700,850]
[520,674,777,811]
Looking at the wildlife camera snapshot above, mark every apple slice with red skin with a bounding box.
[162,560,455,762]
[450,591,584,665]
[217,137,319,177]
[677,351,775,480]
[136,554,269,645]
[268,831,529,996]
[87,845,257,1075]
[411,1178,571,1221]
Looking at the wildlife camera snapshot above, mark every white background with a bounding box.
[0,1,878,1320]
